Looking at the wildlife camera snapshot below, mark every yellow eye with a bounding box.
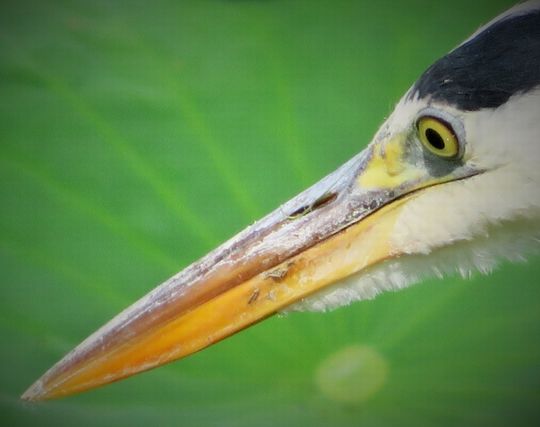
[417,116,460,158]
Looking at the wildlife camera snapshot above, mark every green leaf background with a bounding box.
[1,0,539,426]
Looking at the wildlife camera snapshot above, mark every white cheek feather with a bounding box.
[288,220,540,313]
[288,90,540,313]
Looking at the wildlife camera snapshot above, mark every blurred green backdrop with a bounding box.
[2,0,539,426]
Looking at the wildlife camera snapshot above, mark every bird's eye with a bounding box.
[417,116,460,158]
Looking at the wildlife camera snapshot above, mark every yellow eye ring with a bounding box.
[417,116,460,158]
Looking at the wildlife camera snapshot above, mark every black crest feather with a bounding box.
[410,9,540,111]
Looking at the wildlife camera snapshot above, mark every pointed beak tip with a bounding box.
[20,380,47,402]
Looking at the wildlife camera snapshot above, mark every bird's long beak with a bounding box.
[22,134,471,401]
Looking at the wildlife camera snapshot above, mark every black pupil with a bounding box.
[425,128,445,150]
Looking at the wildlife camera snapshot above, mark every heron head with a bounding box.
[23,1,540,401]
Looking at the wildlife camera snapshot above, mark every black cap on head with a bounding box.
[409,8,540,111]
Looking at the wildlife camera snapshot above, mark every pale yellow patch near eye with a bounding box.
[358,134,422,189]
